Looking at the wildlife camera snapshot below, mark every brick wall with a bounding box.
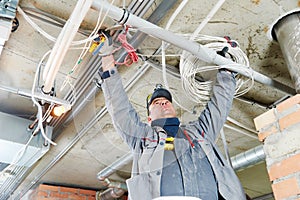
[28,184,96,200]
[254,94,300,200]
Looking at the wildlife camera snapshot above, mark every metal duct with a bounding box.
[270,9,300,93]
[97,145,266,184]
[0,112,52,199]
[97,152,133,181]
[231,145,265,171]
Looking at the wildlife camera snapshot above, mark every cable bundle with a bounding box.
[179,35,254,104]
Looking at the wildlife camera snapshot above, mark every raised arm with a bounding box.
[198,70,236,141]
[100,55,150,149]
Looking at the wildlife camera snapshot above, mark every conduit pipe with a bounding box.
[12,0,176,197]
[16,63,151,198]
[269,9,300,93]
[0,84,71,107]
[52,0,178,129]
[97,152,133,181]
[91,0,296,95]
[42,0,93,93]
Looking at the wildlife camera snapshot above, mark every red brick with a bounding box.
[67,194,87,200]
[277,94,300,113]
[60,186,79,194]
[258,125,278,141]
[87,196,97,200]
[49,191,69,198]
[272,177,300,200]
[78,189,96,196]
[36,197,58,200]
[279,109,300,131]
[269,154,300,181]
[254,109,276,131]
[38,184,59,192]
[37,190,48,198]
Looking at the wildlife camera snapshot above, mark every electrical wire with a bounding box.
[32,50,57,146]
[60,0,116,93]
[176,0,250,105]
[161,0,195,114]
[189,0,226,40]
[180,35,254,104]
[18,6,97,45]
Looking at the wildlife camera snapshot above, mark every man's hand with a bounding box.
[102,55,115,71]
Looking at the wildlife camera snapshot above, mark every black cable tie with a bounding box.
[122,9,130,25]
[118,8,126,23]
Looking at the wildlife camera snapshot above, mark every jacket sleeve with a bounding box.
[198,70,236,141]
[101,67,152,150]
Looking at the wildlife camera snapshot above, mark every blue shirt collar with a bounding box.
[151,117,180,137]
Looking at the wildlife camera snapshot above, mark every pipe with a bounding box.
[270,9,300,93]
[231,145,265,171]
[52,0,178,130]
[16,63,151,198]
[97,152,133,181]
[0,84,71,107]
[10,0,177,198]
[42,0,93,93]
[91,0,296,95]
[94,145,265,191]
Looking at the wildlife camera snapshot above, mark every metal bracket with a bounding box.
[0,0,19,19]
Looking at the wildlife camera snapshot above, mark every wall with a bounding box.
[27,184,96,200]
[254,94,300,200]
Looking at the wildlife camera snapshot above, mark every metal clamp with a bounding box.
[0,0,19,19]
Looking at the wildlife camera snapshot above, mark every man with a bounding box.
[99,52,246,200]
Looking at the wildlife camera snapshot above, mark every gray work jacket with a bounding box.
[102,68,246,200]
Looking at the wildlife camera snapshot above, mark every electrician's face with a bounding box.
[147,97,176,123]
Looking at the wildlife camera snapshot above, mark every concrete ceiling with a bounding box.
[0,0,299,199]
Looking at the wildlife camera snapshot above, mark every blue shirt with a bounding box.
[152,118,218,199]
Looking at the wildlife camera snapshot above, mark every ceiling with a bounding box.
[0,0,299,199]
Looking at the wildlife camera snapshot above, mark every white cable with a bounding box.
[17,6,97,45]
[11,135,35,165]
[17,6,56,42]
[224,123,258,139]
[60,0,116,93]
[31,50,57,146]
[227,116,257,134]
[161,0,194,114]
[180,34,254,104]
[189,0,226,40]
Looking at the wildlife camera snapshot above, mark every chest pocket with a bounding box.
[191,138,207,159]
[138,127,166,173]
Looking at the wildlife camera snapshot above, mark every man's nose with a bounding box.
[160,101,168,106]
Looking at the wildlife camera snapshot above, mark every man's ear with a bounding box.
[147,116,152,123]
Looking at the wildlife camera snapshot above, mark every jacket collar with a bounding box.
[151,117,180,137]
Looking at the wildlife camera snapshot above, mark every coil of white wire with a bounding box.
[179,34,254,104]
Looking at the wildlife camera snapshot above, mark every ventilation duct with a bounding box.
[269,8,300,93]
[0,112,52,167]
[231,145,265,171]
[0,111,52,199]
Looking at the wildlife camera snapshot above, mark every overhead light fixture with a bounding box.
[51,105,67,117]
[46,105,71,123]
